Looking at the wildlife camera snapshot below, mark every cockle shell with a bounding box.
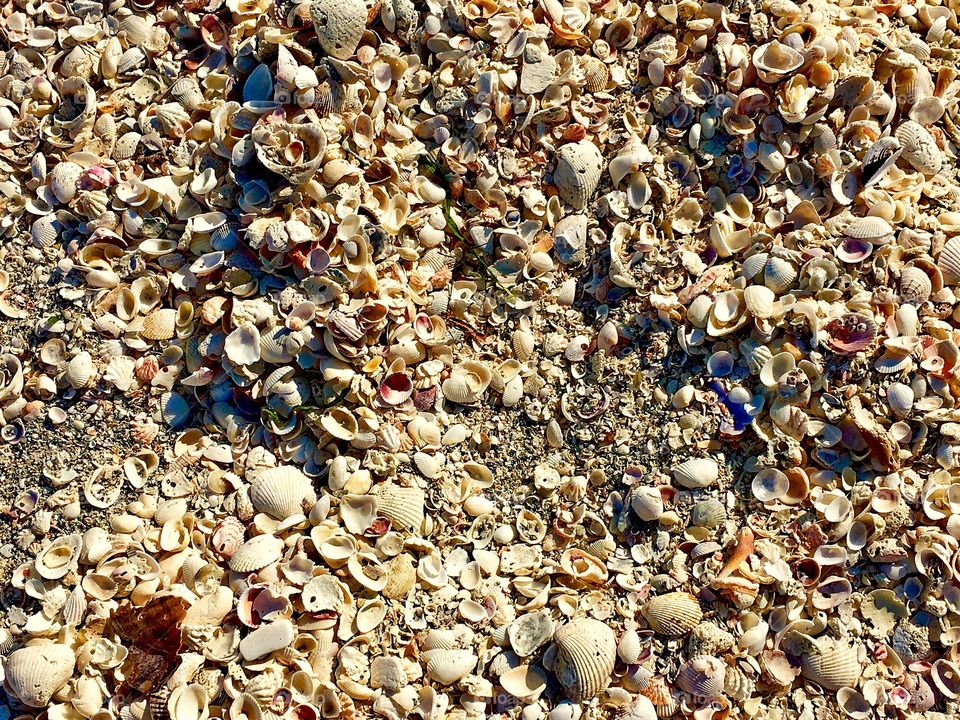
[142,308,177,341]
[422,649,477,684]
[252,122,327,185]
[939,236,960,286]
[900,266,932,304]
[375,484,425,531]
[552,617,617,701]
[642,593,703,636]
[310,0,366,60]
[895,120,943,175]
[3,644,76,707]
[442,361,492,405]
[790,634,862,690]
[553,141,604,210]
[167,684,210,720]
[249,465,312,520]
[229,534,284,572]
[65,352,95,389]
[690,498,726,528]
[50,162,83,204]
[618,629,642,664]
[676,655,725,697]
[672,458,719,489]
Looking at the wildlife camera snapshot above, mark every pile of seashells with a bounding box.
[4,0,960,717]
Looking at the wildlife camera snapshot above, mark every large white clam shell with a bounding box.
[34,534,83,579]
[553,141,604,210]
[3,643,76,707]
[249,465,312,520]
[422,648,477,685]
[552,617,617,701]
[672,457,719,489]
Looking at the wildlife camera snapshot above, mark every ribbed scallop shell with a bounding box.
[142,308,177,340]
[800,638,862,690]
[65,352,94,389]
[229,534,284,572]
[939,236,960,286]
[642,592,703,636]
[553,617,617,701]
[63,584,87,626]
[4,644,76,707]
[582,57,609,93]
[512,329,535,362]
[899,266,932,304]
[553,141,604,210]
[844,216,893,240]
[310,0,366,60]
[676,655,725,697]
[169,77,205,111]
[250,465,311,519]
[50,161,82,204]
[763,255,798,293]
[895,120,943,175]
[31,216,59,247]
[671,457,719,489]
[690,498,726,528]
[618,628,642,664]
[422,649,477,684]
[376,484,425,531]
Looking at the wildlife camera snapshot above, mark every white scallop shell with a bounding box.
[310,0,366,60]
[442,361,492,405]
[895,120,943,175]
[65,351,95,389]
[618,628,642,664]
[553,617,617,701]
[376,484,425,531]
[229,534,284,572]
[938,236,960,286]
[50,162,83,204]
[422,648,478,684]
[3,644,76,707]
[250,465,312,520]
[553,141,604,210]
[676,655,726,697]
[631,486,664,521]
[672,457,719,489]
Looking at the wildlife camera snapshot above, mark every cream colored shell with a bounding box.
[552,617,617,701]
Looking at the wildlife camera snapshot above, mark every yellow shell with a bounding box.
[642,592,704,636]
[553,617,617,701]
[142,308,177,340]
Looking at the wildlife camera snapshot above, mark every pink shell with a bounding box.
[379,372,413,406]
[212,516,245,559]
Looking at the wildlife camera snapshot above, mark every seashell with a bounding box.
[229,534,284,572]
[900,266,932,305]
[752,41,804,82]
[35,534,83,579]
[824,313,875,355]
[895,120,943,175]
[310,0,366,60]
[160,392,190,428]
[618,629,642,664]
[789,633,862,690]
[225,322,262,366]
[631,486,664,521]
[553,141,604,210]
[239,619,296,661]
[50,162,83,204]
[582,56,609,93]
[844,216,893,240]
[690,498,726,529]
[862,136,901,186]
[939,236,960,286]
[676,655,725,697]
[509,610,555,657]
[552,617,617,701]
[520,44,557,95]
[642,592,703,636]
[167,684,210,720]
[142,308,177,340]
[422,649,477,684]
[252,122,327,185]
[744,284,775,319]
[500,665,549,699]
[512,329,535,362]
[250,465,312,519]
[442,361,492,405]
[376,484,425,531]
[752,468,789,503]
[672,457,719,489]
[65,351,95,389]
[4,644,76,707]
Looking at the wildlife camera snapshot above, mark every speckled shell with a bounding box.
[4,644,76,707]
[142,308,177,340]
[676,655,726,697]
[553,141,604,210]
[899,266,932,304]
[250,465,312,520]
[375,484,425,531]
[642,592,703,636]
[895,120,943,175]
[553,617,617,701]
[939,236,960,286]
[672,458,719,489]
[799,637,862,690]
[50,161,82,204]
[228,534,284,572]
[309,0,366,60]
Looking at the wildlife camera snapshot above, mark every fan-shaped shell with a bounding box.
[631,486,664,521]
[553,141,604,210]
[250,465,312,520]
[422,649,477,684]
[310,0,366,60]
[65,351,95,389]
[744,284,775,318]
[553,617,617,701]
[142,308,177,340]
[229,534,284,572]
[376,484,425,531]
[939,236,960,286]
[900,266,932,305]
[50,162,83,204]
[672,457,719,489]
[618,628,642,664]
[642,592,703,636]
[844,216,893,240]
[582,56,609,93]
[442,361,492,405]
[690,498,726,528]
[676,655,725,697]
[895,120,943,175]
[797,635,862,690]
[4,644,76,707]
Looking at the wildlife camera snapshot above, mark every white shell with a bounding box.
[553,617,617,701]
[50,162,83,204]
[225,322,262,366]
[895,120,943,175]
[442,361,492,404]
[239,619,296,661]
[553,141,604,210]
[376,484,425,531]
[142,308,177,340]
[310,0,366,60]
[672,457,719,489]
[167,684,210,720]
[34,534,83,579]
[508,610,555,657]
[65,352,95,389]
[422,649,478,684]
[250,465,312,519]
[229,534,284,572]
[3,644,76,707]
[939,236,960,286]
[631,486,664,521]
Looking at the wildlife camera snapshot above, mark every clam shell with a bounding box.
[676,655,725,697]
[508,610,554,657]
[744,284,775,319]
[618,628,642,664]
[553,617,617,701]
[35,534,83,579]
[553,141,604,210]
[631,486,664,521]
[895,120,943,175]
[672,457,719,489]
[422,649,477,684]
[939,236,960,286]
[900,266,932,305]
[375,484,425,531]
[142,308,177,340]
[642,592,703,636]
[310,0,366,60]
[794,634,862,690]
[4,644,76,707]
[50,161,82,204]
[690,498,726,528]
[65,351,95,389]
[229,534,284,572]
[442,361,492,405]
[250,465,312,520]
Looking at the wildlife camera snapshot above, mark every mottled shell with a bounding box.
[553,141,604,210]
[676,655,726,697]
[229,534,284,572]
[4,644,76,707]
[309,0,366,60]
[895,120,943,175]
[672,458,719,489]
[642,592,703,636]
[250,465,312,520]
[376,484,425,531]
[553,617,617,701]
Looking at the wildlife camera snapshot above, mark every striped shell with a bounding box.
[553,141,604,210]
[250,465,312,520]
[582,57,609,93]
[4,644,76,707]
[618,628,642,664]
[844,216,893,240]
[553,617,617,701]
[65,351,94,389]
[642,592,703,636]
[142,308,177,340]
[49,161,82,204]
[690,498,726,528]
[422,649,477,684]
[512,329,535,362]
[797,635,862,690]
[676,655,726,697]
[229,534,284,572]
[375,484,425,531]
[895,120,943,175]
[899,266,932,305]
[672,458,719,489]
[939,236,960,286]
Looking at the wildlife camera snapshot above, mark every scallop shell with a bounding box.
[672,457,719,489]
[65,351,95,389]
[690,498,726,528]
[50,162,83,204]
[793,634,862,690]
[631,486,664,521]
[310,0,366,60]
[939,236,960,286]
[582,56,609,93]
[375,484,425,531]
[229,534,284,572]
[142,308,177,340]
[422,649,477,684]
[676,655,725,697]
[4,644,76,707]
[895,120,943,175]
[642,592,703,636]
[512,329,535,362]
[250,465,312,520]
[553,141,604,210]
[552,617,617,701]
[442,361,492,405]
[618,628,642,664]
[900,266,932,304]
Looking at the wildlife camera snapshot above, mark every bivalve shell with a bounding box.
[676,655,725,697]
[4,644,76,707]
[375,484,425,531]
[672,457,719,489]
[552,617,617,701]
[642,592,703,636]
[229,534,284,573]
[553,141,604,210]
[895,120,943,175]
[310,0,366,60]
[422,649,477,685]
[250,465,312,520]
